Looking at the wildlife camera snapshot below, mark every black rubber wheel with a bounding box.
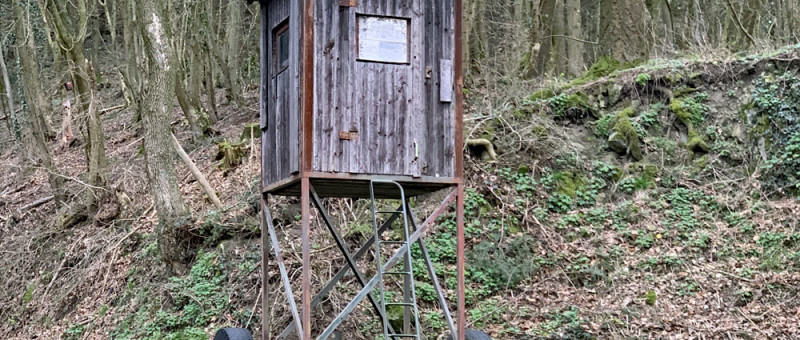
[214,328,253,340]
[446,329,492,340]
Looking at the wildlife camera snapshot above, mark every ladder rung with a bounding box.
[385,302,416,307]
[380,241,407,245]
[383,271,412,276]
[377,210,403,214]
[387,335,418,338]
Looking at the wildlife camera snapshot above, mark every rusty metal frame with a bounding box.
[261,198,304,337]
[262,173,461,195]
[276,198,404,339]
[317,188,458,339]
[453,0,466,337]
[263,187,461,340]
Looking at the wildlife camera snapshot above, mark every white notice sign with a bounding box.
[358,16,409,64]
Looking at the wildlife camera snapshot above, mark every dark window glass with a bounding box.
[279,31,289,69]
[274,21,289,73]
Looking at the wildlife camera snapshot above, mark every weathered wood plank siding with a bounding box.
[262,0,302,185]
[311,0,455,179]
[423,0,456,178]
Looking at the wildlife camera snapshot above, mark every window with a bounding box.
[357,15,410,64]
[274,20,290,74]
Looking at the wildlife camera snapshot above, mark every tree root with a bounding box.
[466,138,498,161]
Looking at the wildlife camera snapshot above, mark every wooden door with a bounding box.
[314,0,423,178]
[350,1,423,178]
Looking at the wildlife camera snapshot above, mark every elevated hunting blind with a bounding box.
[260,0,462,197]
[245,1,472,340]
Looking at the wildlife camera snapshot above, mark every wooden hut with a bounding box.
[259,0,464,198]
[250,1,468,339]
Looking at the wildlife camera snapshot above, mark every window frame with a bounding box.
[273,19,290,75]
[355,14,411,65]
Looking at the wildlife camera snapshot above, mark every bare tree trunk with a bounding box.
[14,0,66,204]
[204,46,219,119]
[137,0,190,273]
[553,0,568,75]
[566,0,584,76]
[224,0,244,106]
[0,46,16,143]
[468,0,487,72]
[43,0,111,213]
[102,0,117,47]
[533,0,557,76]
[0,92,11,140]
[175,71,210,137]
[121,0,141,100]
[0,42,25,165]
[599,0,653,62]
[520,0,542,78]
[205,0,236,105]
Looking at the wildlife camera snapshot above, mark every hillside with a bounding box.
[3,46,800,339]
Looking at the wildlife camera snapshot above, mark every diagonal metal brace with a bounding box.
[262,199,304,338]
[407,200,457,338]
[277,200,405,339]
[317,188,458,340]
[310,187,402,338]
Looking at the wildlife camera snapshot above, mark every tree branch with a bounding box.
[725,0,758,47]
[170,133,224,210]
[545,34,599,45]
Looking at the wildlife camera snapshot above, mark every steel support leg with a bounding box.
[301,178,312,340]
[261,196,272,340]
[456,184,466,340]
[406,200,457,338]
[261,199,304,337]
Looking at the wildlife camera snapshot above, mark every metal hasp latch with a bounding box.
[339,130,359,141]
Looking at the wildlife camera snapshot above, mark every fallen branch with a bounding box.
[102,223,145,291]
[466,138,498,161]
[20,196,54,211]
[170,133,224,210]
[99,104,125,115]
[43,234,84,296]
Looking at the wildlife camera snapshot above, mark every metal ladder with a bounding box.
[369,180,422,339]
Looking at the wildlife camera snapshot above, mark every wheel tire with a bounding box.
[446,329,492,340]
[214,328,253,340]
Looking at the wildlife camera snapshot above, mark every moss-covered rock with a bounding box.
[687,132,710,154]
[693,154,710,170]
[552,93,596,120]
[641,163,659,180]
[553,171,588,197]
[664,72,684,85]
[607,108,643,160]
[529,87,562,101]
[670,99,694,130]
[671,98,710,156]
